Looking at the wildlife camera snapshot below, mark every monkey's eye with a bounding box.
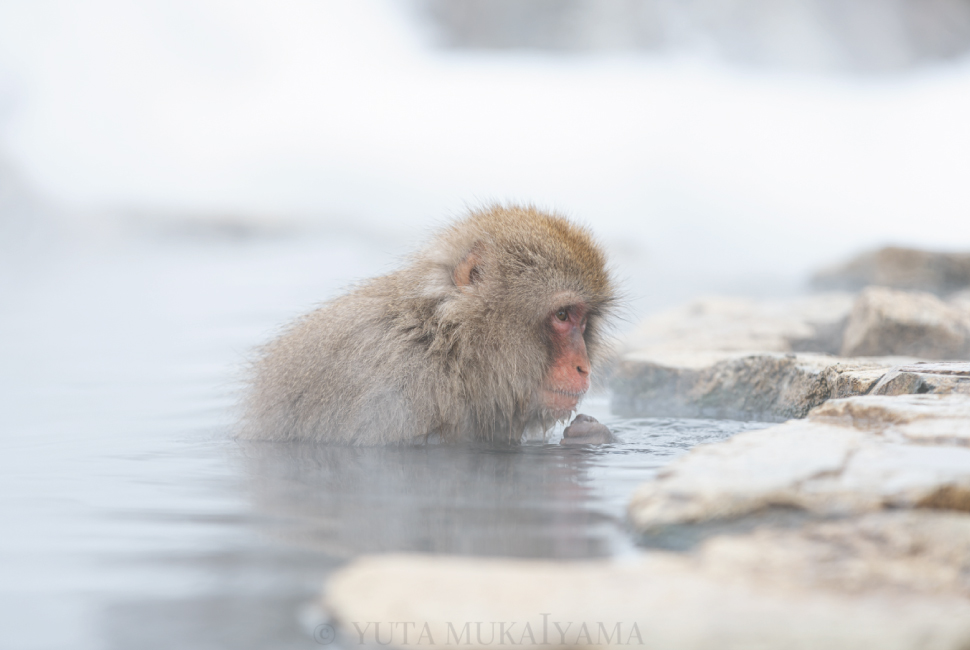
[555,308,569,322]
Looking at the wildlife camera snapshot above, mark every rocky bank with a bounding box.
[612,287,970,421]
[323,249,970,649]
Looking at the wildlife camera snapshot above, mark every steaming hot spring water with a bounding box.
[0,226,769,650]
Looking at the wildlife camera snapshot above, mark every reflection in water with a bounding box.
[235,414,770,561]
[94,419,766,650]
[239,441,613,559]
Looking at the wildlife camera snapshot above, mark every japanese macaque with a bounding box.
[242,205,616,444]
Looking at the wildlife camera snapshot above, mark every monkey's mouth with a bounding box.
[541,387,585,412]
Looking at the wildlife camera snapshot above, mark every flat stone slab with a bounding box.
[325,510,970,650]
[628,394,970,531]
[698,510,970,598]
[841,287,970,359]
[811,246,970,295]
[611,354,970,422]
[612,290,970,420]
[621,293,854,356]
[814,385,970,445]
[869,362,970,398]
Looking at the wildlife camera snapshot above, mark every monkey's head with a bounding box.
[417,205,616,435]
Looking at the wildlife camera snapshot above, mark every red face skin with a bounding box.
[541,303,590,414]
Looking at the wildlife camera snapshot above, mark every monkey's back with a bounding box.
[243,275,457,444]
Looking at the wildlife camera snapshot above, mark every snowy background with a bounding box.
[2,0,969,316]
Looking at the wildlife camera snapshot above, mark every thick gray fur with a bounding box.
[241,205,615,444]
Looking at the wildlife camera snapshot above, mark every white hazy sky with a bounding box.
[1,0,969,289]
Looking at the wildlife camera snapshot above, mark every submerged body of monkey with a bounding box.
[243,205,616,444]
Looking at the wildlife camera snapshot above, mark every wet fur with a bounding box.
[242,205,616,444]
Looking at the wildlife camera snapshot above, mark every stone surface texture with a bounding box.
[811,246,970,295]
[694,511,970,601]
[841,287,970,359]
[612,351,920,421]
[323,391,970,650]
[612,292,970,420]
[323,391,970,649]
[951,289,970,314]
[628,394,970,530]
[326,510,970,649]
[621,294,854,356]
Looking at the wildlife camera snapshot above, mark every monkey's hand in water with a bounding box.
[559,414,615,445]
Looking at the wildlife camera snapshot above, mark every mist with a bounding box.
[2,0,969,313]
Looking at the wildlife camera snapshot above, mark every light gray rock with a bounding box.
[698,510,970,597]
[841,287,970,359]
[628,394,970,531]
[864,361,970,398]
[812,246,970,295]
[419,0,970,73]
[325,512,970,649]
[621,294,854,356]
[951,290,970,315]
[611,352,912,422]
[611,291,970,420]
[324,389,970,649]
[814,385,970,444]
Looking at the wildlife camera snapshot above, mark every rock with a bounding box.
[868,362,970,398]
[611,352,912,422]
[560,414,615,445]
[951,290,970,315]
[812,246,970,295]
[325,512,970,649]
[628,419,865,526]
[421,0,970,73]
[324,388,970,649]
[698,510,970,597]
[611,290,970,421]
[628,394,970,531]
[812,386,970,444]
[841,287,970,359]
[622,294,854,356]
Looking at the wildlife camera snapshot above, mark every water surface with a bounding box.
[0,229,766,650]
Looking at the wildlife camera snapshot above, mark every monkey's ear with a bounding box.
[453,244,484,290]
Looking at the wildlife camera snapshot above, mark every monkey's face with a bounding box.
[540,301,591,417]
